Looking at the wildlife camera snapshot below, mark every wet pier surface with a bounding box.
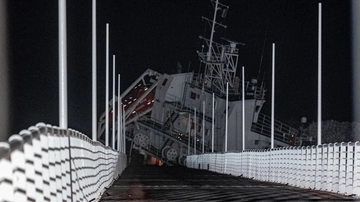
[100,165,355,201]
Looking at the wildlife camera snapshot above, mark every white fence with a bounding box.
[187,142,360,197]
[0,123,127,202]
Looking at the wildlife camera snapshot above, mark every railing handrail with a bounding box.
[0,122,127,202]
[251,113,298,144]
[187,141,360,197]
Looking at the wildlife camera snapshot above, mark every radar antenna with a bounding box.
[197,0,242,94]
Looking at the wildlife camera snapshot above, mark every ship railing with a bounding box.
[198,53,223,64]
[163,100,213,124]
[224,45,239,54]
[138,116,209,153]
[189,74,266,100]
[186,142,360,197]
[0,123,127,202]
[251,113,298,145]
[253,85,266,100]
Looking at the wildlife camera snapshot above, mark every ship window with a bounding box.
[255,106,261,113]
[162,78,168,86]
[254,140,259,145]
[190,92,196,100]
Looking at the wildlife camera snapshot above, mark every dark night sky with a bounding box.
[7,0,351,137]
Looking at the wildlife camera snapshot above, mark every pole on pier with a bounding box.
[123,105,126,153]
[317,3,322,145]
[112,55,116,149]
[117,74,121,152]
[351,0,360,142]
[242,66,245,150]
[59,0,68,129]
[225,82,228,152]
[188,114,191,155]
[105,23,109,146]
[202,101,205,153]
[271,43,275,149]
[92,0,97,141]
[212,93,215,152]
[194,108,197,154]
[0,0,9,142]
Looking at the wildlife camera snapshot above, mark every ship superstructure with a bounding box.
[98,0,298,165]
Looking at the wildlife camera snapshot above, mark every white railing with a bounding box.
[0,123,127,202]
[187,142,360,197]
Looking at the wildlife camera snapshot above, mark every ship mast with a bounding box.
[198,0,241,94]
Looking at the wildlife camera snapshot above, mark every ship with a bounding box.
[97,0,298,165]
